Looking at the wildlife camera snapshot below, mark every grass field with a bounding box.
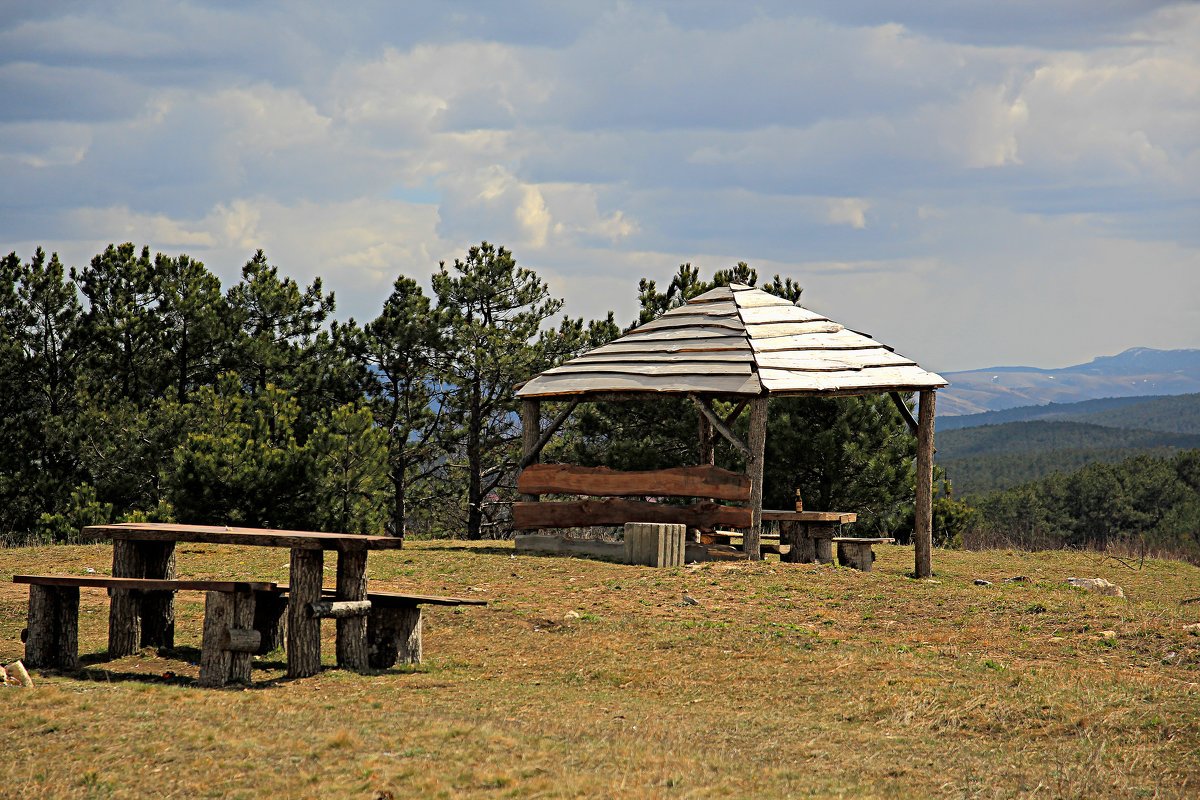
[1,540,1198,799]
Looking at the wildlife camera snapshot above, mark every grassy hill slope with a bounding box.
[1,540,1198,798]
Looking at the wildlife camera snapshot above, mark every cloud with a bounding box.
[0,2,1197,372]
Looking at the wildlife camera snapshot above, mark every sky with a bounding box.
[1,1,1197,373]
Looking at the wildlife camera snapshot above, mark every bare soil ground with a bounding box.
[1,541,1198,799]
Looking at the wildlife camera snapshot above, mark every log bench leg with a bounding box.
[815,537,834,565]
[287,548,323,678]
[837,541,875,572]
[199,590,260,687]
[367,606,422,669]
[252,591,288,655]
[24,585,80,671]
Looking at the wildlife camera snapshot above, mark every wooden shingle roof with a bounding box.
[516,284,946,398]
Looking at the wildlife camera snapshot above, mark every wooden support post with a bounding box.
[227,590,256,684]
[694,413,715,543]
[287,548,324,678]
[335,548,369,671]
[780,521,816,564]
[252,591,287,655]
[698,413,715,466]
[199,591,234,687]
[915,389,936,579]
[520,399,541,502]
[108,539,143,658]
[745,396,769,561]
[139,541,176,649]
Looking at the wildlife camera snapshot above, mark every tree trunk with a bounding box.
[744,397,769,561]
[465,381,483,539]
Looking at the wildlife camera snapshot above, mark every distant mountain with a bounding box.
[938,347,1200,416]
[938,392,1200,434]
[937,419,1200,496]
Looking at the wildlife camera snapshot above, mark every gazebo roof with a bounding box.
[517,284,947,398]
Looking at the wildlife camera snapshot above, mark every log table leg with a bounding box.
[109,539,144,658]
[253,590,288,655]
[781,521,817,564]
[335,547,369,671]
[140,541,176,649]
[287,548,324,678]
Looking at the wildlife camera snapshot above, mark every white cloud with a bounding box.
[1,2,1197,371]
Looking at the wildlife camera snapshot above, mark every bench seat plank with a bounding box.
[14,575,277,592]
[830,537,895,544]
[762,510,857,523]
[272,585,488,607]
[82,523,406,551]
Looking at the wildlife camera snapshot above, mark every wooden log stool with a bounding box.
[364,592,488,670]
[832,537,896,572]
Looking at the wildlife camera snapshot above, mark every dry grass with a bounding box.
[1,540,1198,799]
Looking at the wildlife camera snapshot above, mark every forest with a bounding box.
[4,241,1197,561]
[0,243,917,546]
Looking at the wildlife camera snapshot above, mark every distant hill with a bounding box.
[938,392,1200,434]
[938,347,1200,416]
[937,420,1200,496]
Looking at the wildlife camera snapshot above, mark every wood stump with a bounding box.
[139,541,176,649]
[24,585,79,670]
[780,521,816,564]
[837,541,875,572]
[815,537,834,565]
[252,591,287,655]
[335,547,369,671]
[199,590,260,687]
[367,606,422,669]
[108,540,143,658]
[286,548,323,678]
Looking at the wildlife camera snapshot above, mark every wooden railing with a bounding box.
[512,464,752,531]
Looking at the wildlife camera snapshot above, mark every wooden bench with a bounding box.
[264,587,487,669]
[831,537,895,572]
[14,575,277,687]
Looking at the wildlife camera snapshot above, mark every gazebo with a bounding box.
[512,284,947,576]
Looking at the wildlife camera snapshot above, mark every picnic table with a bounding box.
[762,510,857,564]
[81,522,405,678]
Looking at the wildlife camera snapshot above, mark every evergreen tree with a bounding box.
[433,242,563,539]
[357,276,447,538]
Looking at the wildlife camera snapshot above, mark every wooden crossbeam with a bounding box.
[517,464,751,502]
[689,395,750,456]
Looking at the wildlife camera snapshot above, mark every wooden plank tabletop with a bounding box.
[81,523,407,550]
[14,574,278,592]
[760,510,857,523]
